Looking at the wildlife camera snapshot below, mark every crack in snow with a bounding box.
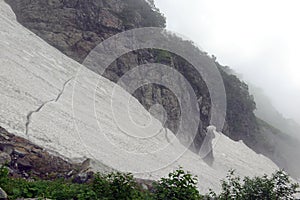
[25,77,73,136]
[164,127,172,144]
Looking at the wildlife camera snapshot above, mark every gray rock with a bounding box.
[0,152,11,165]
[5,0,166,62]
[1,144,14,155]
[0,187,7,200]
[80,158,91,172]
[13,147,27,157]
[17,157,32,170]
[0,133,9,140]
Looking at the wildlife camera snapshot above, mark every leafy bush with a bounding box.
[0,165,149,200]
[153,167,202,200]
[208,169,299,200]
[119,0,166,28]
[1,165,299,200]
[0,165,9,180]
[0,165,96,199]
[154,49,172,63]
[92,172,149,200]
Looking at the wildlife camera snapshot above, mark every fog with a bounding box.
[155,0,300,125]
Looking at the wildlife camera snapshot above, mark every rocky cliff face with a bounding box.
[4,0,293,176]
[5,0,165,62]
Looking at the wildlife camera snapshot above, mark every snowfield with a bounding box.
[0,0,279,193]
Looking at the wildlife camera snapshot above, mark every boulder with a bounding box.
[13,147,28,157]
[0,187,7,200]
[0,152,11,165]
[0,126,84,180]
[0,144,14,155]
[17,156,32,171]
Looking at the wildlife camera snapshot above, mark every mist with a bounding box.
[155,0,300,125]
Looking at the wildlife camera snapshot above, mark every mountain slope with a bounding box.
[4,0,259,153]
[4,0,300,179]
[250,85,300,140]
[4,0,166,62]
[0,0,279,194]
[222,67,300,178]
[249,86,300,178]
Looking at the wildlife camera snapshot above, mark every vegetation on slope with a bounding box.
[1,166,298,200]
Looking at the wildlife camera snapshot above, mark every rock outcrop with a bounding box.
[0,126,91,181]
[4,0,166,63]
[0,187,7,200]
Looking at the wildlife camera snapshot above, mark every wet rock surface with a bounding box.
[0,187,7,200]
[4,0,166,63]
[0,126,90,181]
[0,126,154,189]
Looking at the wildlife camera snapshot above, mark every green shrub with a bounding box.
[208,169,299,200]
[155,50,172,63]
[0,165,96,199]
[153,167,202,200]
[92,172,148,200]
[0,165,9,180]
[1,165,299,200]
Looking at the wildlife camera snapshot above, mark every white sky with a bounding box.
[155,0,300,123]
